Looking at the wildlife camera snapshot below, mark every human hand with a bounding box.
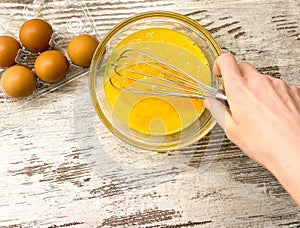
[204,53,300,206]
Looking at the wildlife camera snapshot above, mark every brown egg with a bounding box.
[1,65,36,98]
[19,19,53,52]
[34,50,69,83]
[0,36,21,67]
[67,34,98,67]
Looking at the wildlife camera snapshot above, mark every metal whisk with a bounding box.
[109,49,228,106]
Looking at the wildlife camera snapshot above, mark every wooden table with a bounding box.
[1,0,299,227]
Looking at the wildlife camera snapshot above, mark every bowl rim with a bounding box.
[89,10,222,152]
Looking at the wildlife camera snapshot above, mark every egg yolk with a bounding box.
[104,28,211,135]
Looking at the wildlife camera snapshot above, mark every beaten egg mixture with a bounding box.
[104,28,211,135]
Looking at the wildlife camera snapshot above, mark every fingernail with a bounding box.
[204,98,226,130]
[204,98,210,110]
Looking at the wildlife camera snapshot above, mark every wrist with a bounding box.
[265,146,300,206]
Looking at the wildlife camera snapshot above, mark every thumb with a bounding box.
[204,97,230,130]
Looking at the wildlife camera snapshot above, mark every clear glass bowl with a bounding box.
[89,11,222,152]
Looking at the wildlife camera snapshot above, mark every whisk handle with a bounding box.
[215,90,229,108]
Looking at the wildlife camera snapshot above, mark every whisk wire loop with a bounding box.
[109,49,228,104]
[117,49,217,94]
[111,62,209,98]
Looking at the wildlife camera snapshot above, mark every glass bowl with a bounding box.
[89,11,222,152]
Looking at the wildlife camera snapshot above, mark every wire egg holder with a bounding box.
[0,0,100,115]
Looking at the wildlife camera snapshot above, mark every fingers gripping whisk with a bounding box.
[109,49,228,104]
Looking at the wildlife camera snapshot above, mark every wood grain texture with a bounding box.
[0,0,300,227]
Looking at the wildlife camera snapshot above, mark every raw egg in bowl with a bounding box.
[90,11,222,152]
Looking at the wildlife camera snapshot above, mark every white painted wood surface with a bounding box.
[0,0,300,227]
